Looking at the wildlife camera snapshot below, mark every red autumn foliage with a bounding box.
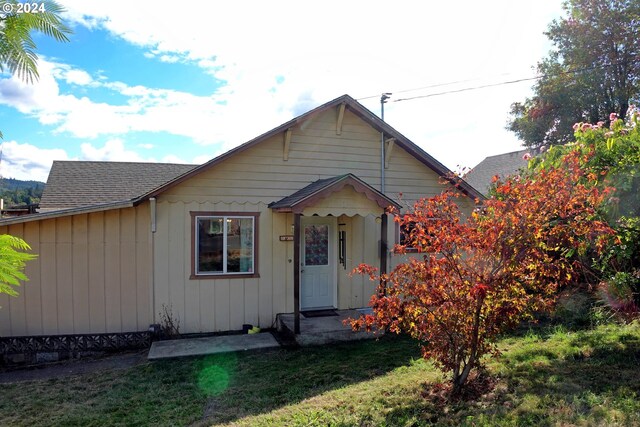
[350,146,615,396]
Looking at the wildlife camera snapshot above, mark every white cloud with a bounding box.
[138,143,154,149]
[0,140,69,182]
[48,61,96,86]
[64,69,94,86]
[159,54,180,64]
[80,138,150,162]
[192,153,215,165]
[56,0,563,169]
[0,60,236,142]
[161,154,189,164]
[79,139,192,165]
[0,0,566,181]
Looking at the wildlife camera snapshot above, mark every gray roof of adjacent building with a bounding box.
[39,160,197,211]
[464,149,531,196]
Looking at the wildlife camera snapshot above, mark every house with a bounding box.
[0,94,482,342]
[464,148,534,196]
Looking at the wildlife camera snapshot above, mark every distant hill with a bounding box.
[0,178,45,207]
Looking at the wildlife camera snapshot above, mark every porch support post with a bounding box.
[380,211,388,291]
[293,213,301,334]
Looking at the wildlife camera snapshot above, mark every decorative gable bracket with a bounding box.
[283,128,293,161]
[336,102,346,135]
[385,138,395,169]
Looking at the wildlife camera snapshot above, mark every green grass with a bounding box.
[1,322,639,426]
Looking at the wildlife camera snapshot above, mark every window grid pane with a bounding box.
[196,216,254,275]
[226,217,253,273]
[197,217,224,274]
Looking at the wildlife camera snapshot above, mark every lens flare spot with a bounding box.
[198,365,230,396]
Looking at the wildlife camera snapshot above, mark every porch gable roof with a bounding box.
[268,173,401,214]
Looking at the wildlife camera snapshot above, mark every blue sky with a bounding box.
[0,0,565,182]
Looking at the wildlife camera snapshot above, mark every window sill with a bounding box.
[190,273,260,280]
[404,248,420,253]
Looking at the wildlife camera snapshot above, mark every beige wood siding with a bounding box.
[152,106,474,333]
[161,109,450,209]
[0,204,151,336]
[153,201,291,333]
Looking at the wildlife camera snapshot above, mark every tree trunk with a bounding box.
[450,294,484,397]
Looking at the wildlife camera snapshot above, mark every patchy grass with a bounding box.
[1,323,639,427]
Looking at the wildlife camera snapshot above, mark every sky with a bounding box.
[0,0,566,182]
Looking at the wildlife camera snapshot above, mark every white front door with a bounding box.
[300,216,337,310]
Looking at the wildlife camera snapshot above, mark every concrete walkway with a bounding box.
[147,332,280,360]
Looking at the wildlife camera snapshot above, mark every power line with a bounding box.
[357,57,640,104]
[355,75,498,101]
[392,75,540,102]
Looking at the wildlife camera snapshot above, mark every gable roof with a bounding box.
[464,149,530,196]
[269,173,401,213]
[138,94,484,203]
[40,160,196,211]
[2,94,483,226]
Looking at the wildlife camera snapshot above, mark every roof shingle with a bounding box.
[464,149,531,196]
[39,161,196,211]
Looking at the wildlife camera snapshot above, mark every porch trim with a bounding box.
[268,173,401,214]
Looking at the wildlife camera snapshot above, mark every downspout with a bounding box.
[150,197,157,328]
[150,197,157,233]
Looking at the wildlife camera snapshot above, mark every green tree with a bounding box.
[527,107,640,316]
[508,0,640,148]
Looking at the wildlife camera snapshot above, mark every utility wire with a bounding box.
[357,57,640,104]
[355,76,496,101]
[392,75,540,102]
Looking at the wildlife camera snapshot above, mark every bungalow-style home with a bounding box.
[0,94,482,344]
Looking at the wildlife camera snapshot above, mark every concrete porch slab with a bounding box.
[147,332,280,360]
[277,309,380,346]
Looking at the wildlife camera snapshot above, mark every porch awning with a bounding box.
[268,173,401,216]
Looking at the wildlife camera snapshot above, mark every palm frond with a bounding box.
[0,0,71,82]
[0,234,37,297]
[19,1,71,43]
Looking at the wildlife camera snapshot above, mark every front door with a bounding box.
[300,216,337,310]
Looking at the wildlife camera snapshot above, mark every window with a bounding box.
[397,220,436,253]
[191,212,259,278]
[398,221,418,253]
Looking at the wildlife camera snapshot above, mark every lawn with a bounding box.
[1,322,639,426]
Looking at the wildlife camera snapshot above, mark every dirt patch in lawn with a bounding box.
[0,350,148,383]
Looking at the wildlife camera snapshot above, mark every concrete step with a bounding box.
[276,309,381,346]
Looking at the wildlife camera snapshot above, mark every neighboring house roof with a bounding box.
[269,173,401,213]
[39,161,197,211]
[140,94,485,203]
[464,149,531,196]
